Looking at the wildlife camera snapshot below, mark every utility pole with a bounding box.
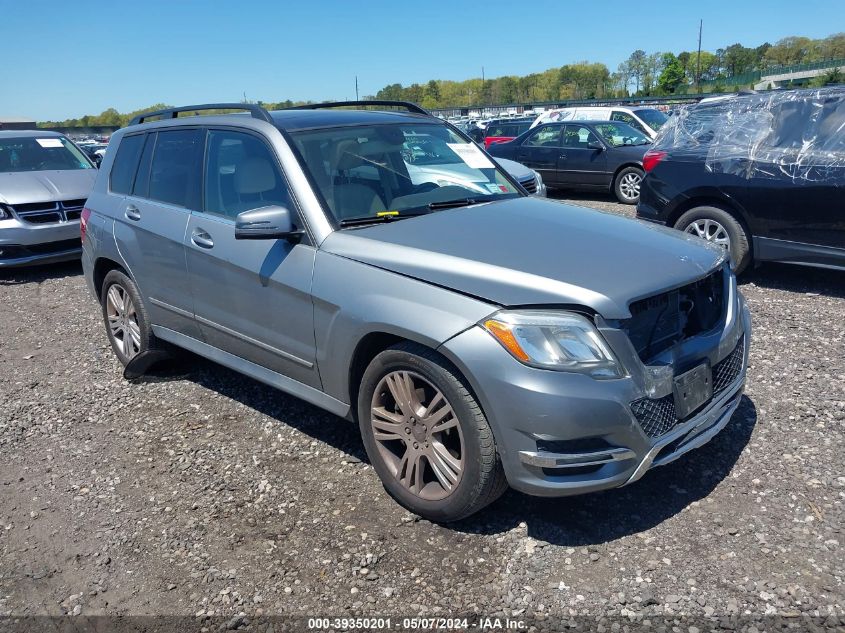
[695,19,703,94]
[355,76,359,101]
[482,66,486,108]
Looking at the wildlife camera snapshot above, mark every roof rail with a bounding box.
[285,100,431,116]
[129,103,274,126]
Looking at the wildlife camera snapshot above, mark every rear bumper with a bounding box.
[0,217,81,267]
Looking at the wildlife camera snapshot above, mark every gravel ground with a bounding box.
[1,193,843,632]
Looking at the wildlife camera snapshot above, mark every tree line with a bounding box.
[374,32,845,108]
[39,32,845,127]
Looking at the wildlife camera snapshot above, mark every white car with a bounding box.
[531,106,668,139]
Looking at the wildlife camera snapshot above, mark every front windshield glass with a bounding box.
[634,108,669,132]
[594,122,651,147]
[288,122,520,224]
[0,136,93,172]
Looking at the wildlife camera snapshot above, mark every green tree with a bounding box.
[657,53,685,94]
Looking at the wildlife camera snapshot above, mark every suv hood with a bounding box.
[321,197,725,319]
[0,169,97,206]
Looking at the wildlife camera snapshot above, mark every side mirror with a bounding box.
[235,205,303,241]
[587,141,604,151]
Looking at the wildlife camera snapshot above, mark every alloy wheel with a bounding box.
[106,284,141,360]
[619,172,641,200]
[684,218,731,251]
[370,370,464,501]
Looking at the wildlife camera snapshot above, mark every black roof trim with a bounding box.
[284,100,431,117]
[129,103,273,126]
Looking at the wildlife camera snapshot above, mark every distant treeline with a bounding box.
[39,32,845,127]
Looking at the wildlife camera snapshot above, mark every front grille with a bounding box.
[0,238,81,260]
[631,336,745,439]
[713,335,745,396]
[631,394,678,438]
[624,269,726,362]
[9,199,85,225]
[519,176,538,194]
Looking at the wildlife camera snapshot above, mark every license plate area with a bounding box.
[673,362,713,419]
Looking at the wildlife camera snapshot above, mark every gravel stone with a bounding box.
[1,192,843,627]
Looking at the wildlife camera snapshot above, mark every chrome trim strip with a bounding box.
[519,447,636,469]
[194,314,314,369]
[151,325,348,417]
[149,297,194,320]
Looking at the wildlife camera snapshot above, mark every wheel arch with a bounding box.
[667,194,753,237]
[92,257,129,300]
[346,330,486,424]
[610,162,644,188]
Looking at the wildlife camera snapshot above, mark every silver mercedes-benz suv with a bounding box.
[0,130,97,267]
[81,102,751,522]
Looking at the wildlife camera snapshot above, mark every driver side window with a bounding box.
[203,130,291,219]
[523,126,562,147]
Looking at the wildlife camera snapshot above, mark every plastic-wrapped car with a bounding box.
[637,87,845,273]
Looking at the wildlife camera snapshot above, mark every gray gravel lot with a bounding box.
[1,193,843,631]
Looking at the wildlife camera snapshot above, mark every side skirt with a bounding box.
[152,325,351,418]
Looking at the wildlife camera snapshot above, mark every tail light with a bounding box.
[642,150,667,173]
[80,207,92,242]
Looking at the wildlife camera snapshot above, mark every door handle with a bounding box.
[191,229,214,249]
[125,205,141,221]
[558,154,567,160]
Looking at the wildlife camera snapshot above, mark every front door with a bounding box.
[557,125,609,187]
[184,128,320,388]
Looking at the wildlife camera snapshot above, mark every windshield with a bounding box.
[594,122,651,147]
[634,108,669,132]
[289,122,520,224]
[0,136,93,172]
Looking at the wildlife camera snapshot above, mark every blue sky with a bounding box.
[3,0,841,120]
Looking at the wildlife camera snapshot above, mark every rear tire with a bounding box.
[675,205,751,274]
[357,342,507,522]
[100,270,158,367]
[613,166,643,204]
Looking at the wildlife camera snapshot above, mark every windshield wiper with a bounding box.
[338,212,427,227]
[427,197,480,210]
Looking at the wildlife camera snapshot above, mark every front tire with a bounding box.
[613,166,643,204]
[357,342,507,522]
[675,205,751,274]
[100,270,157,367]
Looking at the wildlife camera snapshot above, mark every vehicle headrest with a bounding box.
[234,157,276,194]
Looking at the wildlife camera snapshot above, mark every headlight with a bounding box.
[533,171,543,189]
[482,310,622,378]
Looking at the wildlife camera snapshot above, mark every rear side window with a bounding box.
[523,126,562,147]
[109,134,145,194]
[148,129,203,208]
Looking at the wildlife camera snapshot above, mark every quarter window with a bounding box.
[109,134,145,194]
[148,129,203,208]
[203,130,291,219]
[523,126,562,147]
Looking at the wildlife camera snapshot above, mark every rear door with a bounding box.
[111,129,201,338]
[557,125,609,186]
[514,125,563,186]
[184,128,320,387]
